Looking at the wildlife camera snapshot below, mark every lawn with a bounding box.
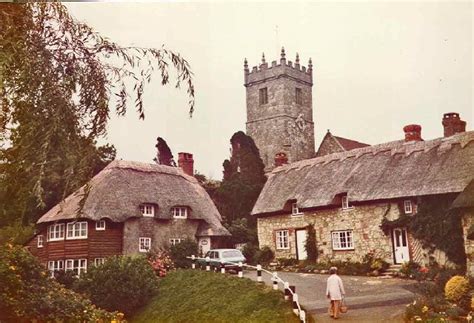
[132,269,301,323]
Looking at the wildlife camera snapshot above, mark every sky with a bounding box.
[66,1,473,180]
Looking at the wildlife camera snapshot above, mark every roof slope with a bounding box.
[37,160,230,236]
[253,131,474,215]
[452,179,474,209]
[316,131,370,157]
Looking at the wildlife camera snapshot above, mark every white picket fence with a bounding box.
[187,255,306,323]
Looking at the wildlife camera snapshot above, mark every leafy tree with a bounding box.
[168,239,198,268]
[0,3,194,230]
[194,171,221,201]
[216,131,266,244]
[153,137,176,166]
[305,223,318,263]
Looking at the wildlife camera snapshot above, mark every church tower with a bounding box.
[244,48,315,171]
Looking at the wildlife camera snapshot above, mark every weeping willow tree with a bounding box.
[0,2,195,239]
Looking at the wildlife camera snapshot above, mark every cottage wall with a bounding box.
[122,218,200,254]
[462,210,474,274]
[258,202,400,263]
[27,219,123,267]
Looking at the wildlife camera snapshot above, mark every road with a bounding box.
[244,270,416,322]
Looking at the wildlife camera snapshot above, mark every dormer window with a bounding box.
[140,204,155,217]
[172,207,188,219]
[404,200,413,214]
[291,203,303,216]
[95,220,106,231]
[342,194,351,210]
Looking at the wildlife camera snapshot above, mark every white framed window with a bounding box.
[48,260,64,277]
[341,195,351,210]
[140,204,155,217]
[37,235,44,248]
[95,220,106,231]
[172,207,188,219]
[169,238,182,246]
[276,230,290,250]
[65,259,87,276]
[332,230,354,250]
[139,237,151,252]
[291,203,303,216]
[94,258,105,266]
[66,222,88,239]
[47,223,65,241]
[404,200,413,214]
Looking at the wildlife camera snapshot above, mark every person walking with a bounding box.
[326,266,345,319]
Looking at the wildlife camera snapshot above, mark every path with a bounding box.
[245,271,416,322]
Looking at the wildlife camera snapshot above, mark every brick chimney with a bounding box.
[403,124,422,142]
[274,152,288,167]
[178,152,194,176]
[442,112,466,137]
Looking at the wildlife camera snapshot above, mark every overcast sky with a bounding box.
[66,1,473,180]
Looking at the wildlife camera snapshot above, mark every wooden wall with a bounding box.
[27,219,123,267]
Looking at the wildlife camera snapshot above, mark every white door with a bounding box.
[296,229,308,260]
[199,237,210,256]
[392,228,410,264]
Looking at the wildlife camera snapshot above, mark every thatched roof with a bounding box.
[253,131,474,215]
[37,160,230,236]
[452,180,474,209]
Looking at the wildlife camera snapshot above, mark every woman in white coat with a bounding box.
[326,266,345,319]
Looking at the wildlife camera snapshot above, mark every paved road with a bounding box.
[244,270,416,322]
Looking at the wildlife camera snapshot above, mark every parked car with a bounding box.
[197,249,246,271]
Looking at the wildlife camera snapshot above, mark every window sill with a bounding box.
[291,213,304,217]
[342,207,354,212]
[142,215,154,217]
[95,228,106,231]
[66,236,88,240]
[38,246,44,248]
[47,238,64,242]
[332,248,355,251]
[276,248,290,250]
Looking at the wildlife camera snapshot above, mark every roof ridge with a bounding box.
[272,131,474,174]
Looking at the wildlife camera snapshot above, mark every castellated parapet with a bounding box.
[244,48,315,172]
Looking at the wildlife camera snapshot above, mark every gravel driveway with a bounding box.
[244,270,416,322]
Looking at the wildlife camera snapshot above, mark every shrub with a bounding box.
[242,243,259,264]
[444,275,470,304]
[254,246,274,265]
[74,255,159,316]
[168,239,198,269]
[305,223,318,262]
[0,243,115,322]
[400,260,421,278]
[148,250,175,276]
[54,269,78,288]
[277,257,299,267]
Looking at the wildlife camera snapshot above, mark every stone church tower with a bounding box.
[244,48,315,171]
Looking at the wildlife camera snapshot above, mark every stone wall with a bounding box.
[462,210,474,274]
[316,134,345,157]
[258,202,399,263]
[123,217,200,255]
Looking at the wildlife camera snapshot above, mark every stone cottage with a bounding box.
[27,155,230,276]
[252,114,474,266]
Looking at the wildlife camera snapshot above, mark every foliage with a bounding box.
[74,255,159,316]
[242,243,259,264]
[226,218,258,245]
[305,223,318,263]
[215,131,266,244]
[277,257,299,267]
[0,243,117,322]
[194,171,221,201]
[132,269,301,323]
[404,297,452,322]
[0,221,34,245]
[255,246,275,265]
[400,261,422,278]
[409,195,466,267]
[54,269,78,289]
[147,250,175,277]
[444,275,470,304]
[168,239,198,269]
[153,137,176,166]
[0,2,194,228]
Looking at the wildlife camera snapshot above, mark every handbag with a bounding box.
[340,297,348,313]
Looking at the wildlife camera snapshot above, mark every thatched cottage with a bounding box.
[27,156,230,275]
[252,113,474,266]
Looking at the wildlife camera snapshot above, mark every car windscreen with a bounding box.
[222,250,243,258]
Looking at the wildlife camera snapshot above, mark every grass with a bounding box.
[132,269,301,323]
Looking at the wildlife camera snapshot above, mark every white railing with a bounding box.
[187,255,306,323]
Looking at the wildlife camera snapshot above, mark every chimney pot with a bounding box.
[403,124,422,142]
[274,152,288,167]
[442,112,466,137]
[178,152,194,176]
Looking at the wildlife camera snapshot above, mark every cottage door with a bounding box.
[295,229,308,260]
[392,228,410,264]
